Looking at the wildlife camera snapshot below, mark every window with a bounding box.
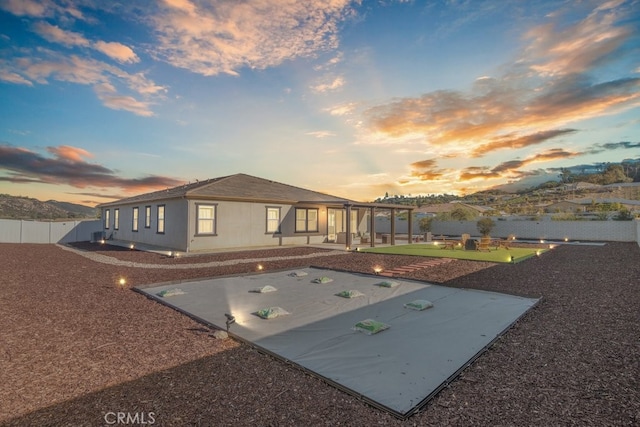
[157,205,165,233]
[266,207,281,233]
[145,206,151,228]
[197,204,216,235]
[104,209,110,229]
[295,208,318,232]
[113,209,119,230]
[132,207,139,231]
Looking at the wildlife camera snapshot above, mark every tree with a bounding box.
[450,206,478,221]
[476,217,496,236]
[419,217,433,233]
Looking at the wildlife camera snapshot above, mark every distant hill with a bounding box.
[0,194,98,220]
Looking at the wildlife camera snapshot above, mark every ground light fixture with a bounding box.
[117,277,127,289]
[129,243,135,250]
[373,266,383,275]
[225,313,236,331]
[257,264,264,271]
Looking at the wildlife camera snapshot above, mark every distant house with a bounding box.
[544,200,586,213]
[414,202,491,217]
[98,173,412,252]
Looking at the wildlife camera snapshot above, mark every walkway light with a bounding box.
[373,266,383,275]
[225,313,236,331]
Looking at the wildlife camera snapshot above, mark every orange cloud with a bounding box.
[47,145,93,162]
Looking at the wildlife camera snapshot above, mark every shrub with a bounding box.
[419,217,433,233]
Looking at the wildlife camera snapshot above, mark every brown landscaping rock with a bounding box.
[1,242,638,426]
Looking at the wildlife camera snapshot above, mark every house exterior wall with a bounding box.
[102,198,189,251]
[186,200,332,252]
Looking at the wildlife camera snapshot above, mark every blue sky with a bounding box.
[0,0,639,206]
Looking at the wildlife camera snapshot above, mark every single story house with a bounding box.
[97,173,413,252]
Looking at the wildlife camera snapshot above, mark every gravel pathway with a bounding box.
[56,243,349,269]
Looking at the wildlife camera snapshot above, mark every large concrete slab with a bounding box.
[138,267,538,418]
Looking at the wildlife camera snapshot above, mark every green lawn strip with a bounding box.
[360,244,547,263]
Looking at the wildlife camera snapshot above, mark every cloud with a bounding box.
[311,76,346,93]
[523,1,633,77]
[362,2,639,160]
[2,52,163,116]
[0,143,185,193]
[472,129,578,157]
[460,149,580,181]
[407,159,447,180]
[32,21,90,47]
[306,131,336,138]
[326,102,357,116]
[0,0,54,17]
[587,140,640,154]
[93,41,139,64]
[151,0,357,76]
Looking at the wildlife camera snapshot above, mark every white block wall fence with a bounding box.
[375,217,640,246]
[0,219,102,244]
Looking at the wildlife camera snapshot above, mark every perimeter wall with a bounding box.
[0,219,102,244]
[375,217,640,246]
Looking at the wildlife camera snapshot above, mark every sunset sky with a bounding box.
[1,0,639,206]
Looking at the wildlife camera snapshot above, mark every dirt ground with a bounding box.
[1,242,638,426]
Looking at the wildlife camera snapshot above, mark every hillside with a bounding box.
[0,194,98,220]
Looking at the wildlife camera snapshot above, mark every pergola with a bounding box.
[343,201,415,249]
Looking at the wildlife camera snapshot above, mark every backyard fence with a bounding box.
[0,219,102,244]
[375,217,640,245]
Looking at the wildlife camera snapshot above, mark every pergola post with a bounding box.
[407,208,413,244]
[345,203,352,249]
[369,207,376,247]
[390,208,396,246]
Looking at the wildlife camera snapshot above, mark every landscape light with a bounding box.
[564,237,569,242]
[117,277,127,289]
[373,266,383,275]
[129,243,135,250]
[225,313,236,331]
[539,239,545,244]
[100,239,105,245]
[510,256,515,263]
[536,250,541,257]
[257,264,264,271]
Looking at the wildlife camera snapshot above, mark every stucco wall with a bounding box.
[0,219,102,243]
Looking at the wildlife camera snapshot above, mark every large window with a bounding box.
[266,207,281,233]
[157,205,165,233]
[104,209,110,229]
[197,204,217,235]
[295,208,318,232]
[114,208,119,230]
[132,207,139,231]
[145,206,151,228]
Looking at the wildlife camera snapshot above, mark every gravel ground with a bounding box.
[1,242,638,426]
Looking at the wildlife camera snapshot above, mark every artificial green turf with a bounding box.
[359,243,548,263]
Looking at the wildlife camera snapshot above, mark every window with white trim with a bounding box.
[197,204,216,235]
[145,206,151,228]
[104,209,110,229]
[114,208,119,230]
[266,207,281,233]
[295,208,318,232]
[157,205,165,233]
[132,207,139,231]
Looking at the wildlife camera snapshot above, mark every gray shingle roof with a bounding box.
[98,173,354,207]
